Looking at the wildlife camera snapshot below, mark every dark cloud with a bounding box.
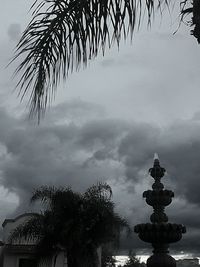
[0,102,200,255]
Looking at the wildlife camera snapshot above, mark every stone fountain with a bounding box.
[134,155,186,267]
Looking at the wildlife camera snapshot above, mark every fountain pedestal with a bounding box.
[134,156,186,267]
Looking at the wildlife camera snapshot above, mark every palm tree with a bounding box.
[9,183,130,267]
[12,0,199,120]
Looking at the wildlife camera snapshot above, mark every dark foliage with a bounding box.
[123,251,146,267]
[180,0,200,43]
[9,183,130,267]
[101,245,117,267]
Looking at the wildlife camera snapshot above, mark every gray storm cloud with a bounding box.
[0,102,200,254]
[7,24,21,41]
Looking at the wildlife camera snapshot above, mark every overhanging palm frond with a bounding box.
[181,0,200,43]
[13,0,169,119]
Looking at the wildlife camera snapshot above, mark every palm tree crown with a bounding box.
[11,0,199,120]
[9,183,130,267]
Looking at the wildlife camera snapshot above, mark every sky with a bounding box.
[0,0,200,258]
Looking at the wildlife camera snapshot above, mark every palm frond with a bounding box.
[31,186,57,204]
[84,182,113,201]
[9,214,43,243]
[180,0,200,43]
[12,0,169,119]
[31,186,81,213]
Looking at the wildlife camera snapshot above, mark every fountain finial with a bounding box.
[154,152,159,160]
[149,154,165,180]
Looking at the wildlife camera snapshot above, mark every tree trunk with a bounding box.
[67,253,79,267]
[97,247,102,267]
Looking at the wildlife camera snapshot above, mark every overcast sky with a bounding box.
[1,0,200,257]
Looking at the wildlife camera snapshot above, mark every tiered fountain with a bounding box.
[134,155,186,267]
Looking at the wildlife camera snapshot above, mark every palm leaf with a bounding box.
[12,0,170,120]
[9,213,60,267]
[31,186,57,204]
[84,182,113,200]
[9,214,43,243]
[31,186,78,208]
[180,0,200,43]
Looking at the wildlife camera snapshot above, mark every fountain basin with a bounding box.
[134,223,186,244]
[143,190,174,207]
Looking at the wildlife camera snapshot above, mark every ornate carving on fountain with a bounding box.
[134,155,186,267]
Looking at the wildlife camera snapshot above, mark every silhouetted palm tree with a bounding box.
[9,183,130,267]
[12,0,198,119]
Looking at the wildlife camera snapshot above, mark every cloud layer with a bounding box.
[0,101,200,255]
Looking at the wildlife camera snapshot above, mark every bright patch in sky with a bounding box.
[0,186,19,205]
[115,255,200,266]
